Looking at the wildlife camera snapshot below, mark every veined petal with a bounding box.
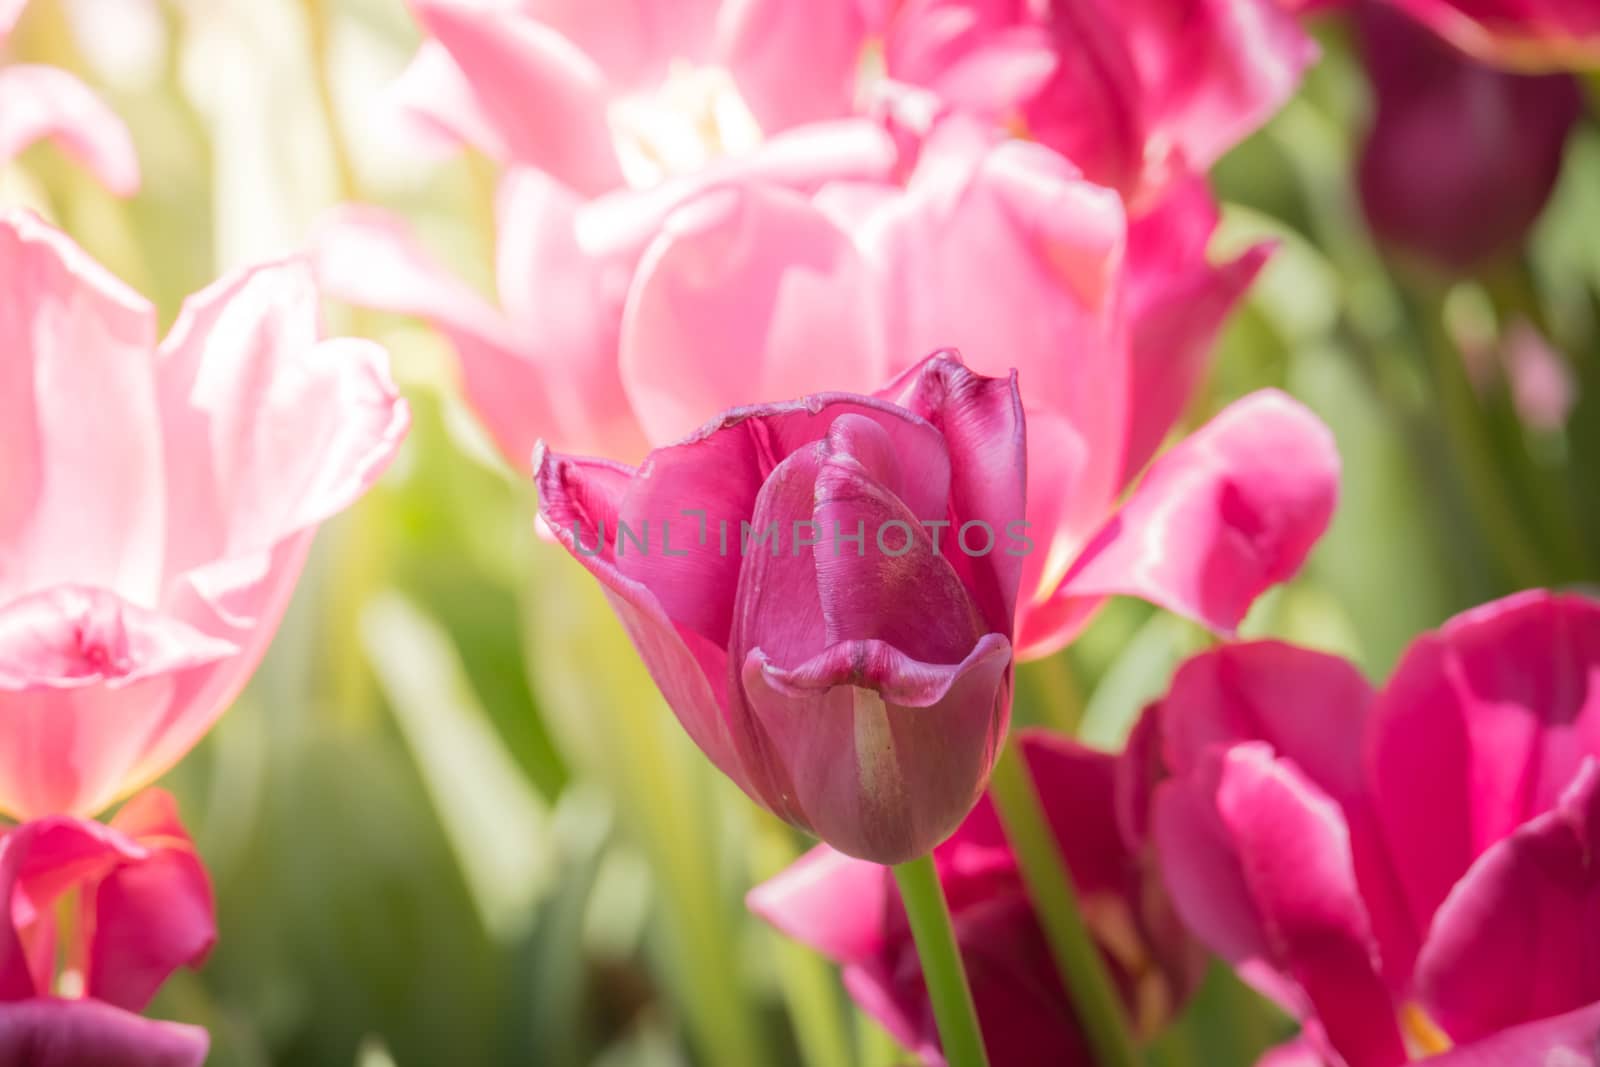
[740,634,1012,863]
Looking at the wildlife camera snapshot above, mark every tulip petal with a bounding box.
[718,0,869,131]
[409,0,622,192]
[87,791,215,1013]
[0,999,208,1067]
[497,168,648,460]
[746,844,890,964]
[875,353,1027,641]
[308,204,577,469]
[1415,1000,1600,1067]
[1209,746,1406,1066]
[533,447,749,795]
[0,66,140,197]
[741,633,1012,863]
[1387,0,1600,72]
[1414,760,1600,1044]
[389,40,508,159]
[0,210,164,607]
[1123,178,1271,479]
[1054,389,1339,635]
[620,183,885,446]
[1368,591,1600,967]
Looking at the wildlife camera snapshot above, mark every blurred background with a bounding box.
[3,1,1599,1064]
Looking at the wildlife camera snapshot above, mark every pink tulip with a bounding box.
[878,0,1317,202]
[536,352,1023,863]
[316,122,1336,659]
[390,0,888,195]
[0,789,214,1067]
[0,0,140,196]
[1386,0,1600,70]
[1134,590,1600,1065]
[749,729,1203,1065]
[1357,3,1582,271]
[0,210,409,820]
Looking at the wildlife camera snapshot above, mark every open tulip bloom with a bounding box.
[0,211,410,820]
[1133,589,1600,1066]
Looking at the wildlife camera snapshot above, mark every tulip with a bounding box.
[0,0,140,195]
[535,352,1023,863]
[0,789,214,1067]
[749,729,1203,1065]
[317,123,1336,660]
[878,0,1317,202]
[1356,3,1583,271]
[1133,590,1600,1065]
[1386,0,1600,71]
[0,210,409,820]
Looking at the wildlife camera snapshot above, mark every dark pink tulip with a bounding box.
[1135,590,1600,1066]
[880,0,1317,202]
[749,729,1203,1065]
[536,352,1023,863]
[0,789,214,1066]
[1357,3,1582,271]
[1387,0,1600,70]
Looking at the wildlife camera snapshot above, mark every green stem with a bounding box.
[891,855,990,1067]
[988,741,1142,1067]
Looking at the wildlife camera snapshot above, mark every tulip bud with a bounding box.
[1356,3,1582,271]
[536,351,1023,863]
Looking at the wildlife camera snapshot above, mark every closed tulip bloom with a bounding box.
[318,123,1337,660]
[1387,0,1600,71]
[0,789,214,1067]
[0,211,409,819]
[750,730,1203,1065]
[0,0,140,195]
[1356,3,1582,271]
[1134,590,1600,1065]
[537,352,1023,863]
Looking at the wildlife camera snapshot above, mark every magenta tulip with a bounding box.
[536,352,1023,863]
[750,729,1202,1064]
[1134,590,1600,1065]
[0,0,139,195]
[1357,3,1582,271]
[0,210,409,820]
[0,789,214,1067]
[1387,0,1600,70]
[878,0,1317,202]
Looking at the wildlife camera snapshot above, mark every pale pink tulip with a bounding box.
[0,210,409,819]
[1134,590,1600,1066]
[0,789,213,1067]
[0,0,140,196]
[750,729,1202,1065]
[537,352,1023,863]
[1387,0,1600,71]
[315,121,1335,659]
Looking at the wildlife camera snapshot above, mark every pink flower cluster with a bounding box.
[5,0,1597,1061]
